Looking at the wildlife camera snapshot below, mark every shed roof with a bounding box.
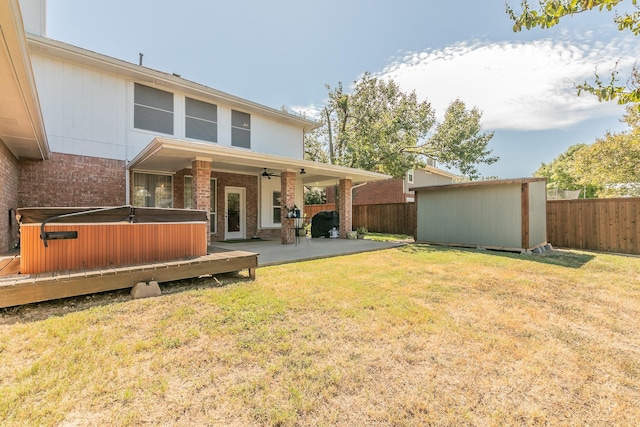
[410,178,546,193]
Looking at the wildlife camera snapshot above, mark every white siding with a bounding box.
[259,177,304,229]
[31,52,305,162]
[31,54,128,159]
[252,117,303,158]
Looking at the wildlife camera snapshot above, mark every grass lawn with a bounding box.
[1,245,639,426]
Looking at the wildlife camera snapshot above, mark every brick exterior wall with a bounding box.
[0,140,19,252]
[19,152,126,207]
[326,178,406,205]
[173,169,190,209]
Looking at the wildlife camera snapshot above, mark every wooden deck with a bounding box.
[0,250,257,309]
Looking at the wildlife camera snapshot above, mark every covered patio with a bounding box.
[128,137,390,244]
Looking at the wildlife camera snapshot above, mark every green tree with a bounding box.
[506,0,640,106]
[534,144,600,198]
[303,187,326,205]
[315,73,497,179]
[573,107,640,196]
[534,105,640,197]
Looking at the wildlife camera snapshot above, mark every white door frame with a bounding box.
[224,186,246,240]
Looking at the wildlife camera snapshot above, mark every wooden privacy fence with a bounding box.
[309,198,640,255]
[305,203,416,236]
[547,198,640,255]
[304,204,335,220]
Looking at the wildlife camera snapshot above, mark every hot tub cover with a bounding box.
[16,206,208,224]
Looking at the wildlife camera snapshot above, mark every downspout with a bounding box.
[125,162,130,205]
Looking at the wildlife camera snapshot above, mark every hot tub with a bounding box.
[17,206,208,274]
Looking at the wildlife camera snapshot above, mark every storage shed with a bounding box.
[411,178,547,252]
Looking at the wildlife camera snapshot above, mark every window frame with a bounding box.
[272,190,282,225]
[210,178,217,234]
[231,110,251,148]
[185,97,218,143]
[132,172,173,208]
[133,83,174,135]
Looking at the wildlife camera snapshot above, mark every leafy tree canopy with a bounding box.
[306,73,497,180]
[534,144,601,198]
[534,106,640,197]
[506,0,640,106]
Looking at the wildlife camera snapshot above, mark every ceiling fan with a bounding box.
[261,168,279,179]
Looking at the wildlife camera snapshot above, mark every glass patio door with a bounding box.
[224,187,245,240]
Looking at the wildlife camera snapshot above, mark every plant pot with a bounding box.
[346,231,357,239]
[357,234,365,239]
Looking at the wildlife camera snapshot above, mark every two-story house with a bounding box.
[0,0,388,252]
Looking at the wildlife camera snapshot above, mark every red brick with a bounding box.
[0,141,19,252]
[18,153,126,207]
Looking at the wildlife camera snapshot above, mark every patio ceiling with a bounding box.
[129,137,391,187]
[0,0,49,160]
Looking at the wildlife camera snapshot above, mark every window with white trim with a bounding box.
[272,191,282,224]
[133,83,174,134]
[184,176,193,209]
[407,170,414,184]
[210,179,217,234]
[231,110,251,148]
[133,173,173,208]
[186,97,217,142]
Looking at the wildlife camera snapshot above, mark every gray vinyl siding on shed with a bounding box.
[528,180,547,247]
[414,178,547,251]
[416,184,522,249]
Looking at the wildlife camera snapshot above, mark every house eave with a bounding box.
[128,137,390,187]
[0,0,50,160]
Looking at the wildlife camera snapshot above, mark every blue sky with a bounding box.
[45,0,640,178]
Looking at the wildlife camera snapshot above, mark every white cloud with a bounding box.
[376,36,639,131]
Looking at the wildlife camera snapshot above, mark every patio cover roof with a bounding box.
[129,137,390,187]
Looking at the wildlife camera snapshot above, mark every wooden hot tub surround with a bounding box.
[0,206,258,308]
[18,206,209,275]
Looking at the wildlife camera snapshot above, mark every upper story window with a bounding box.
[134,83,174,135]
[231,110,251,148]
[407,170,414,184]
[186,97,217,142]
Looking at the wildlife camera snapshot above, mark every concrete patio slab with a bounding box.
[209,238,405,266]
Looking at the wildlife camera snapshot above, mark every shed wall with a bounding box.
[416,184,523,249]
[528,180,547,248]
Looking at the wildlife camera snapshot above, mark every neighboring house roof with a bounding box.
[0,0,50,159]
[417,164,458,180]
[25,34,318,133]
[130,137,390,187]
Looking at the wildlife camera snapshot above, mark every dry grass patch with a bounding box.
[1,245,639,425]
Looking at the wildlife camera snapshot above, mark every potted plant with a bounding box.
[356,226,367,239]
[346,230,357,239]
